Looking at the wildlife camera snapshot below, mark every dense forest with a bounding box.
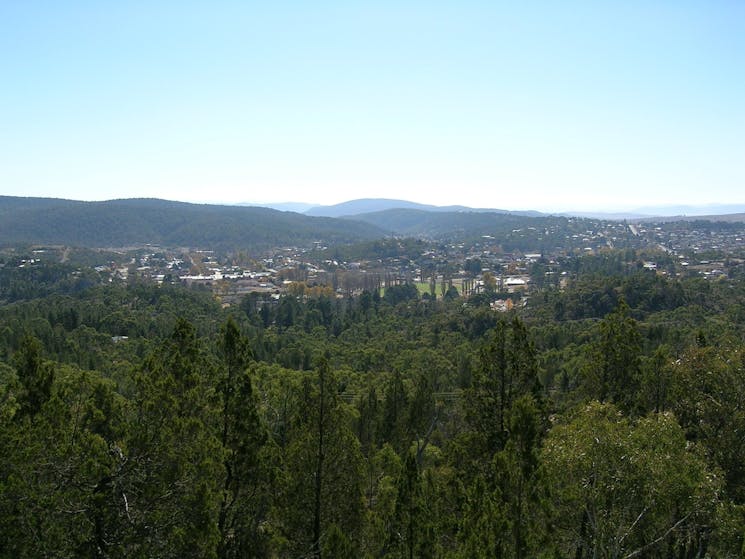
[1,246,744,558]
[0,197,385,251]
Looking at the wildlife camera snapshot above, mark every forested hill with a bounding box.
[0,196,386,251]
[345,207,567,241]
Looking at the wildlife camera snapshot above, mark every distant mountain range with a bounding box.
[3,196,744,252]
[251,198,745,221]
[565,204,745,221]
[302,198,543,218]
[636,212,745,224]
[237,201,317,213]
[631,203,745,217]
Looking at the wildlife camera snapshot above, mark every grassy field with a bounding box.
[413,279,463,298]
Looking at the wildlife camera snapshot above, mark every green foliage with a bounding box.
[0,364,127,557]
[384,283,420,306]
[360,443,402,556]
[279,359,365,557]
[389,453,423,559]
[0,363,19,422]
[0,196,384,252]
[2,243,745,556]
[12,335,54,417]
[542,403,720,559]
[123,319,223,558]
[464,317,541,458]
[322,523,355,558]
[670,343,745,504]
[0,261,102,303]
[456,474,508,557]
[216,317,274,559]
[582,300,642,413]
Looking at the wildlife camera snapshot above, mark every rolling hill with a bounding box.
[342,207,561,240]
[0,197,386,251]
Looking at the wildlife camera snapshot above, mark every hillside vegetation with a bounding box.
[0,196,385,251]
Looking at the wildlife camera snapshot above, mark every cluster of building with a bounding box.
[7,216,745,310]
[634,222,745,256]
[89,216,744,309]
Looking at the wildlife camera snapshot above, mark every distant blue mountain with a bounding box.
[560,204,745,220]
[305,198,543,218]
[558,211,652,220]
[240,198,745,220]
[237,201,317,213]
[631,203,745,217]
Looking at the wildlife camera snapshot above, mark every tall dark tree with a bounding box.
[281,357,364,558]
[457,474,506,558]
[123,318,223,558]
[584,300,642,413]
[465,318,540,458]
[389,453,423,559]
[0,362,128,558]
[492,394,544,559]
[216,317,272,559]
[12,334,54,418]
[381,370,410,454]
[640,344,673,414]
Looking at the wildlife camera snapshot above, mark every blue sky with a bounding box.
[1,1,743,212]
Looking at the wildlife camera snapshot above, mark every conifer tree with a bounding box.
[216,317,272,559]
[124,318,222,558]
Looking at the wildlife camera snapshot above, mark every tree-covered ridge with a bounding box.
[344,208,555,240]
[1,249,744,557]
[0,196,386,252]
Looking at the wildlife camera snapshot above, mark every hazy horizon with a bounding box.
[5,192,745,219]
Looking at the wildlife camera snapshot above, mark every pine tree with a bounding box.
[217,317,272,559]
[281,357,364,558]
[587,299,642,414]
[12,335,54,418]
[124,318,223,558]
